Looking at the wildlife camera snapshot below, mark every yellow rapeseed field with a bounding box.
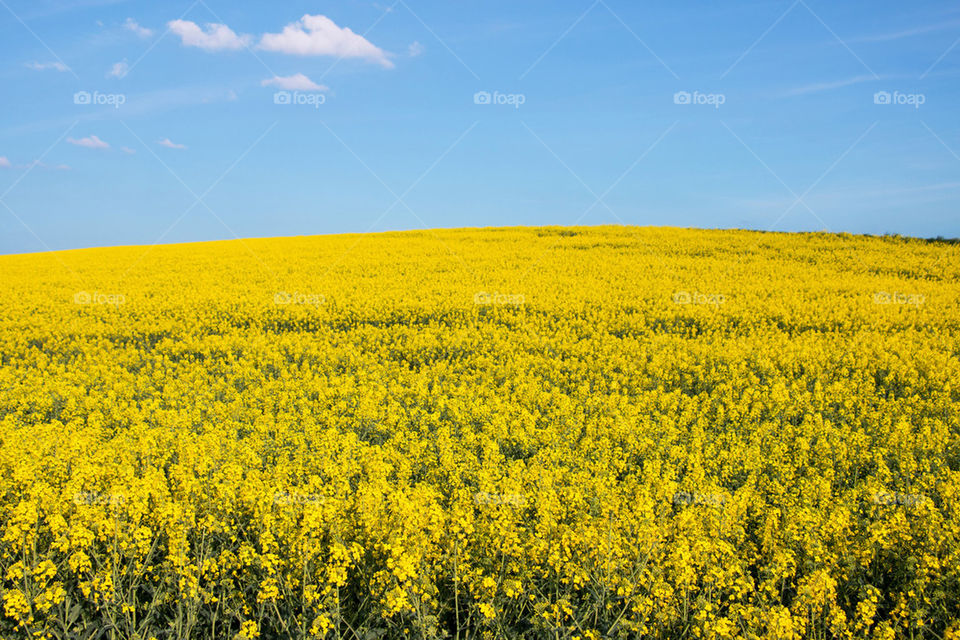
[0,226,958,639]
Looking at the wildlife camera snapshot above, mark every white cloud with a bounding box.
[120,146,136,154]
[168,19,251,51]
[108,60,129,78]
[67,135,110,149]
[408,41,424,57]
[260,73,328,91]
[124,18,153,38]
[26,61,70,72]
[0,156,11,168]
[258,14,393,68]
[158,138,187,149]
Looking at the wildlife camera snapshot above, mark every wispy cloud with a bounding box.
[0,157,70,170]
[158,138,187,150]
[120,147,136,154]
[408,41,425,58]
[168,20,252,51]
[124,18,153,38]
[26,61,70,72]
[18,0,131,21]
[108,61,129,78]
[67,135,110,149]
[852,181,960,198]
[26,161,71,171]
[258,14,393,68]
[2,84,244,138]
[261,73,327,91]
[852,20,960,43]
[781,75,880,97]
[734,181,960,214]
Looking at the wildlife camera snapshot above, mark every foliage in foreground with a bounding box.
[0,226,959,639]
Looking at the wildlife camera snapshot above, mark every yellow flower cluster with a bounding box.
[0,226,958,639]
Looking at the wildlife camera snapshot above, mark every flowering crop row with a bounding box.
[0,227,958,639]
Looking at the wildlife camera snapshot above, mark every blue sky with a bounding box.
[1,0,959,254]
